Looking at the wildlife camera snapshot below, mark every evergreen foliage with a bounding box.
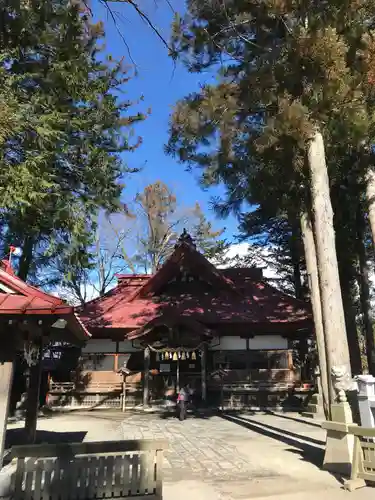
[166,0,375,370]
[0,0,145,282]
[166,1,375,286]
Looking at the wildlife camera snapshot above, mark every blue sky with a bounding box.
[93,0,239,241]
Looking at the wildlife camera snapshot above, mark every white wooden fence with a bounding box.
[11,439,167,500]
[344,425,375,490]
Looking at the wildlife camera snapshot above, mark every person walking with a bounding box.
[177,384,189,421]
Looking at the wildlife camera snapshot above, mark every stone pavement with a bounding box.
[5,409,375,499]
[118,410,339,498]
[120,413,257,483]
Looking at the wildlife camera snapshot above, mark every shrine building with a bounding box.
[0,259,88,465]
[50,232,314,410]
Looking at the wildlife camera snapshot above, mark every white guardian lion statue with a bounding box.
[331,365,356,403]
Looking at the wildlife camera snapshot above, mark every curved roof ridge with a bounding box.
[256,278,310,307]
[0,268,63,305]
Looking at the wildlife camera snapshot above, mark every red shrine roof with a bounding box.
[0,260,89,340]
[79,232,312,334]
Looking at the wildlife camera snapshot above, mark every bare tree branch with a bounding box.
[98,0,139,69]
[104,0,171,51]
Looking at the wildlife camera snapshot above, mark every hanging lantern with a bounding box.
[181,352,186,360]
[178,351,181,359]
[165,351,169,360]
[191,351,196,360]
[169,352,173,359]
[173,352,178,361]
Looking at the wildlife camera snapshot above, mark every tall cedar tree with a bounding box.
[167,0,375,375]
[0,0,144,283]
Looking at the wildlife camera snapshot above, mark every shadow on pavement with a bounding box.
[265,411,323,429]
[220,412,325,469]
[158,407,219,420]
[5,429,87,461]
[4,429,87,466]
[242,415,326,447]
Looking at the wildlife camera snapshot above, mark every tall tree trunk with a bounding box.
[307,130,352,387]
[18,235,34,281]
[292,259,302,300]
[300,210,330,416]
[356,205,375,375]
[333,187,362,375]
[339,270,362,375]
[290,218,303,300]
[365,168,375,248]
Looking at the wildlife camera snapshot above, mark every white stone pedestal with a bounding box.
[322,402,355,476]
[356,374,375,429]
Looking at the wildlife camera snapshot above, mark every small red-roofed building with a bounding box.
[0,258,89,466]
[68,231,314,410]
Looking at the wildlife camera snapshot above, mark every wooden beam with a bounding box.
[201,345,207,403]
[0,360,14,468]
[143,347,150,407]
[24,341,43,444]
[176,358,180,392]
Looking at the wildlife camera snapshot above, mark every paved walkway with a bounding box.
[118,411,339,498]
[6,410,375,499]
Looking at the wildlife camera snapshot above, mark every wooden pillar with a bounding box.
[176,358,180,393]
[25,342,43,444]
[143,347,150,407]
[0,361,14,469]
[245,338,251,376]
[201,346,207,403]
[122,377,126,413]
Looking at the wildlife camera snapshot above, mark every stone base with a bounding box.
[343,478,367,491]
[302,392,325,420]
[301,410,324,420]
[322,403,354,476]
[301,406,325,420]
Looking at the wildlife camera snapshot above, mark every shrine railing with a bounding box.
[208,368,301,385]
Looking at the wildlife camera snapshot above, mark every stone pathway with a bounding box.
[119,413,276,483]
[7,410,375,499]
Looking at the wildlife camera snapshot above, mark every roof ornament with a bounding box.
[176,229,196,249]
[0,259,15,275]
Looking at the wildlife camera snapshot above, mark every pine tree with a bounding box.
[166,1,375,384]
[0,0,145,282]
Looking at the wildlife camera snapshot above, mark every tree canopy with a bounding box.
[0,0,145,282]
[166,0,375,372]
